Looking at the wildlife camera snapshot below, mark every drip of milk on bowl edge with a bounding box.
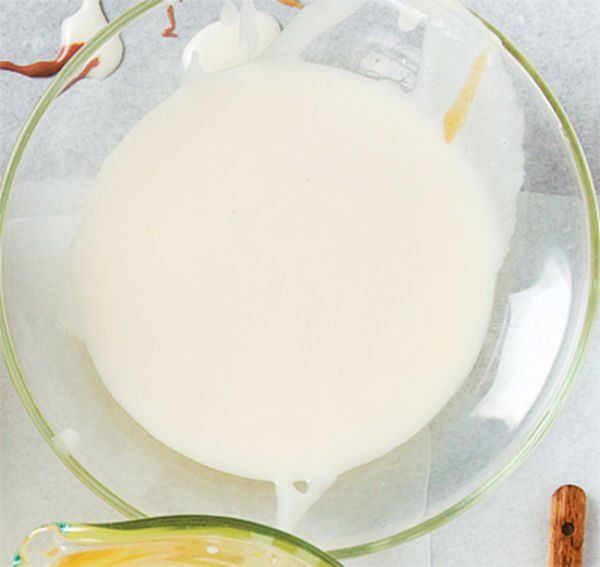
[67,0,524,531]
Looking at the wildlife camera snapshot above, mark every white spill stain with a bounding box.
[52,428,81,456]
[61,0,123,79]
[70,0,525,531]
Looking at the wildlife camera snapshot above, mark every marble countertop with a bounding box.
[1,1,598,565]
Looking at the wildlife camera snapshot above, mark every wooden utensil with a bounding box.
[549,484,587,566]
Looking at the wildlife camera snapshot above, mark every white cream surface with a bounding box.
[72,59,502,494]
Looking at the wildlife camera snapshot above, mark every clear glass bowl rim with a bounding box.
[0,0,597,560]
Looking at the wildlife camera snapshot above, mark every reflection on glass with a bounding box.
[473,256,571,427]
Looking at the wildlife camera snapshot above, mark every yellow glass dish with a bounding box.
[14,516,342,566]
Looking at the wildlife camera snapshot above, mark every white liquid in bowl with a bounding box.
[72,58,502,524]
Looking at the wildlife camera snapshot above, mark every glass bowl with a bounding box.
[0,0,597,560]
[14,516,342,566]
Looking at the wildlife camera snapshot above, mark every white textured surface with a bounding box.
[1,1,599,565]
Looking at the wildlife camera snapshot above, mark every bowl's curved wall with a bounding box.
[0,0,597,559]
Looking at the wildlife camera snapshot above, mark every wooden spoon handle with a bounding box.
[549,484,586,567]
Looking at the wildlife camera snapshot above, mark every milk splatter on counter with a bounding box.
[0,0,123,86]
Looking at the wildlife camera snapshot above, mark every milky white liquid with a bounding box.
[61,0,123,79]
[72,60,502,522]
